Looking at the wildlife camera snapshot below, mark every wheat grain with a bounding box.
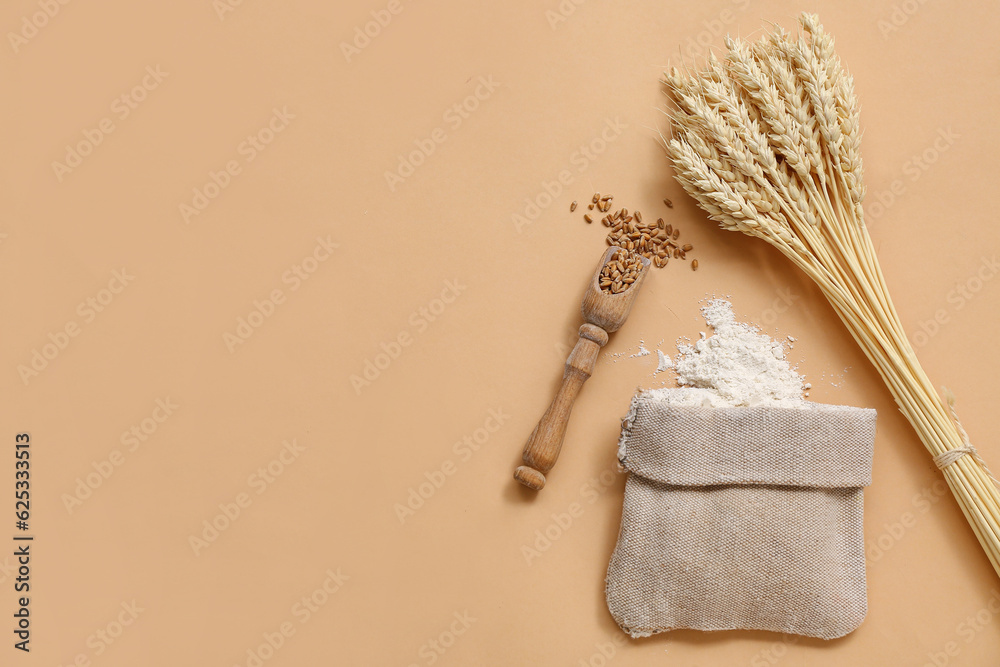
[599,249,644,294]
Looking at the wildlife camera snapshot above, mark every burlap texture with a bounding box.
[606,399,876,640]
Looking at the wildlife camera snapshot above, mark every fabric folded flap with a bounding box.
[619,402,876,488]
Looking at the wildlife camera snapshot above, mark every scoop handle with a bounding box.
[514,323,608,490]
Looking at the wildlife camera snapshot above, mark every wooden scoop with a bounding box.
[514,247,651,490]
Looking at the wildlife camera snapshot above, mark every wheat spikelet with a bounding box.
[664,12,1000,580]
[757,34,823,178]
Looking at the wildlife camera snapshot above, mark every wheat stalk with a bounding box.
[664,12,1000,578]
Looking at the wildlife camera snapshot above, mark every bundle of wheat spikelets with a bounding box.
[664,13,1000,578]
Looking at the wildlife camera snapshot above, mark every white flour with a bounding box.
[631,340,651,358]
[654,350,671,374]
[642,299,806,408]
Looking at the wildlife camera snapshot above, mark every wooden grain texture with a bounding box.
[515,249,650,490]
[581,247,652,332]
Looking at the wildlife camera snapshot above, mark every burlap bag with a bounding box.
[606,396,876,639]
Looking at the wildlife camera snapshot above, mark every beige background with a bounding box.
[3,0,1000,665]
